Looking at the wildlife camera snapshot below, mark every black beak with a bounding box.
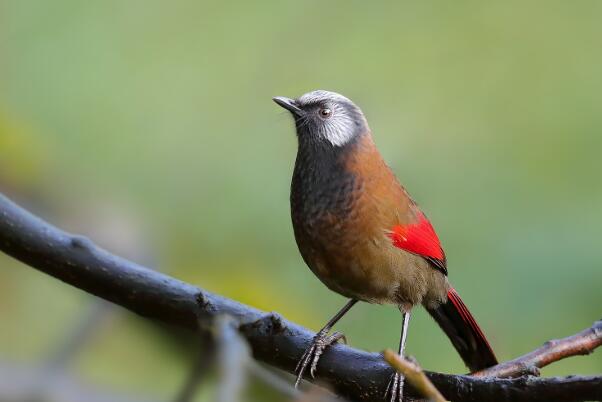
[272,96,303,115]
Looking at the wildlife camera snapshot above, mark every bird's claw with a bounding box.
[294,330,346,387]
[385,371,405,402]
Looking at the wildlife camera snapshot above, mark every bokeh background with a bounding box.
[1,1,601,401]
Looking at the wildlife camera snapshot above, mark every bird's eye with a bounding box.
[319,108,332,119]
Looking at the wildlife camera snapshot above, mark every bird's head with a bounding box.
[273,90,369,147]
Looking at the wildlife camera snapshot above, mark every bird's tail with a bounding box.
[427,288,498,372]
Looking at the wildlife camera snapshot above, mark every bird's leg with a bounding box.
[294,299,357,388]
[386,311,411,402]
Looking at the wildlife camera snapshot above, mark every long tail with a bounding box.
[427,288,498,372]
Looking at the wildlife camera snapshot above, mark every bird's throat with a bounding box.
[291,138,362,229]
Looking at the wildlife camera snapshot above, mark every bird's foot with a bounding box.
[294,329,346,388]
[385,371,405,402]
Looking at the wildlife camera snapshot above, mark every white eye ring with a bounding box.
[319,108,332,119]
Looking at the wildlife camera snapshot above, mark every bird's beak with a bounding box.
[272,96,303,116]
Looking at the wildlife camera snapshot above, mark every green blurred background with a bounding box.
[1,1,601,401]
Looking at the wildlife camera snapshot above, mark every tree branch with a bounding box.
[215,315,250,402]
[474,320,602,378]
[384,350,446,402]
[0,193,600,402]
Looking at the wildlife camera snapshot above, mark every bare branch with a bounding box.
[474,320,602,378]
[384,350,446,402]
[0,192,600,402]
[214,316,251,402]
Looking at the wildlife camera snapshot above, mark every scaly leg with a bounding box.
[294,299,357,388]
[385,311,411,402]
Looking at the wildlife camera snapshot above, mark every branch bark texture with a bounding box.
[0,193,600,402]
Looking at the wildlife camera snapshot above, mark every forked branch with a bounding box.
[0,193,600,402]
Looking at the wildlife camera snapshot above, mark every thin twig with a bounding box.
[214,316,251,402]
[384,350,447,402]
[0,192,601,402]
[474,320,602,378]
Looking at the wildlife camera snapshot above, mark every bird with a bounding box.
[273,90,498,401]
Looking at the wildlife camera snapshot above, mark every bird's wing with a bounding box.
[343,138,448,274]
[387,208,448,275]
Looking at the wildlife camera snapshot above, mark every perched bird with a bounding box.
[273,90,498,401]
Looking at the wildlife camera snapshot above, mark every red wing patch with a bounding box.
[388,213,447,274]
